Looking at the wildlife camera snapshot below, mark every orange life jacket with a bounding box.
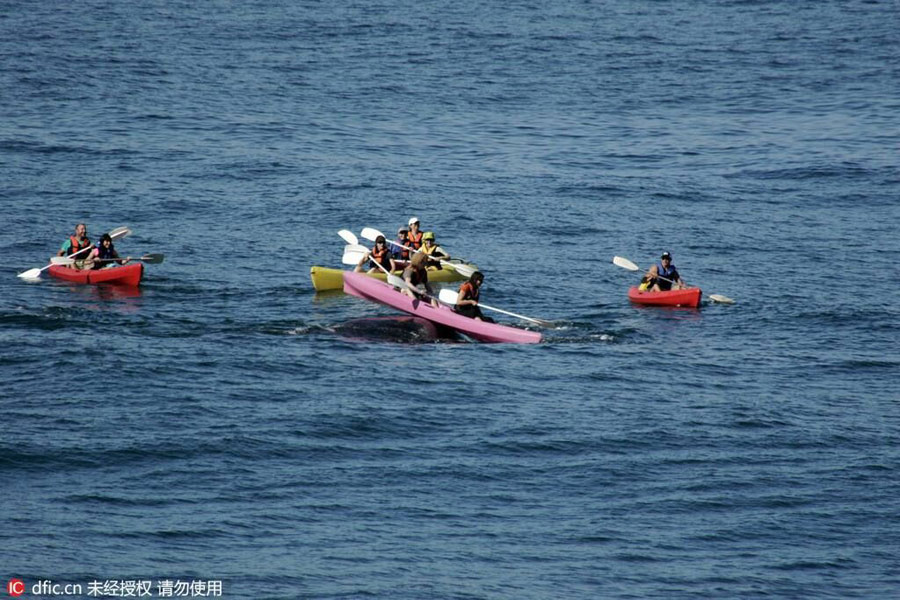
[68,235,91,256]
[459,281,479,302]
[371,245,389,261]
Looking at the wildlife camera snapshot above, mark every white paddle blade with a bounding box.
[613,256,640,271]
[337,229,358,245]
[438,288,459,305]
[448,262,475,278]
[342,250,366,266]
[109,226,132,240]
[360,227,383,242]
[17,268,43,280]
[709,294,736,304]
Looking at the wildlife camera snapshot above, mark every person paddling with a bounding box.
[390,227,410,265]
[401,252,438,307]
[90,233,131,269]
[453,271,494,322]
[56,223,93,269]
[355,235,395,274]
[406,217,424,252]
[643,251,687,291]
[420,231,450,268]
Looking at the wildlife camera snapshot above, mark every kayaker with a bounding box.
[89,233,130,269]
[453,271,494,322]
[355,235,395,274]
[390,227,409,263]
[55,223,93,269]
[420,231,450,268]
[644,252,687,291]
[401,252,438,307]
[406,217,424,252]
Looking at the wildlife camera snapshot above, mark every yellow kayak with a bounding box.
[310,263,476,292]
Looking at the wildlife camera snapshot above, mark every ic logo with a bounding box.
[7,579,25,597]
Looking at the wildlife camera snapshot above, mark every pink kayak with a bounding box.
[343,271,541,344]
[628,286,702,308]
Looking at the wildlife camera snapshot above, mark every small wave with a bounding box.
[725,164,877,181]
[0,139,139,157]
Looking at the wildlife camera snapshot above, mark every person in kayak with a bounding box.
[643,251,687,291]
[453,271,494,322]
[420,231,450,268]
[390,226,410,264]
[89,233,131,269]
[55,223,93,269]
[401,252,438,306]
[354,235,395,274]
[406,217,424,252]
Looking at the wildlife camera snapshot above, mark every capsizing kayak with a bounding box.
[343,271,541,344]
[311,262,475,292]
[48,263,143,287]
[628,286,702,308]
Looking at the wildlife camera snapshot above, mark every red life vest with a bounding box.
[459,281,479,302]
[407,230,423,251]
[371,245,389,261]
[68,235,91,256]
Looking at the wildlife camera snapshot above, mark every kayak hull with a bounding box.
[48,263,144,287]
[311,263,473,292]
[628,286,702,308]
[343,271,541,344]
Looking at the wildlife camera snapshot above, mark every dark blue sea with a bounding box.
[2,1,898,598]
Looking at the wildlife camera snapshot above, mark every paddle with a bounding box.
[338,229,359,246]
[361,252,409,289]
[437,288,553,327]
[337,241,405,287]
[342,248,368,266]
[18,226,132,280]
[360,227,476,278]
[51,253,165,266]
[612,256,735,304]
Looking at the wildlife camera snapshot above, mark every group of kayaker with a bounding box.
[55,223,131,270]
[347,216,491,322]
[354,216,451,275]
[50,221,689,328]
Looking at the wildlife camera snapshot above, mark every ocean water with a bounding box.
[1,1,898,598]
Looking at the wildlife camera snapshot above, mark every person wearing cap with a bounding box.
[406,217,424,252]
[354,235,396,274]
[419,231,450,268]
[390,227,410,263]
[643,252,687,292]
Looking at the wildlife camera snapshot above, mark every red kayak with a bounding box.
[48,263,143,287]
[628,286,702,308]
